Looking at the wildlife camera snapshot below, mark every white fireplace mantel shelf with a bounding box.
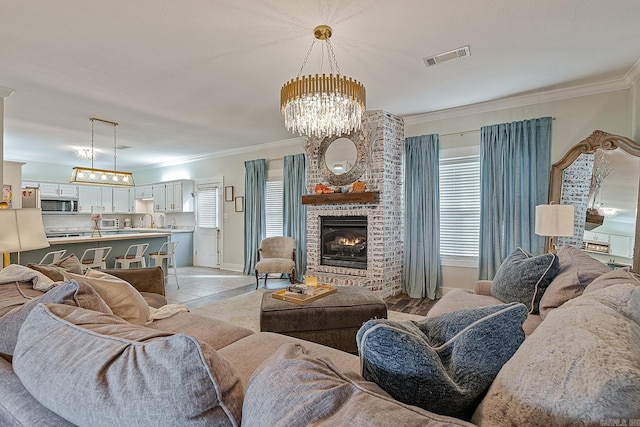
[301,191,379,205]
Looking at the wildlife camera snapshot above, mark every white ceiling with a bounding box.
[2,0,640,170]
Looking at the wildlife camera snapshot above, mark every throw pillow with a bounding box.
[356,302,528,420]
[473,284,640,426]
[0,281,111,356]
[490,247,559,313]
[64,270,150,326]
[583,267,640,294]
[538,245,611,319]
[243,342,472,427]
[13,303,243,426]
[27,254,83,281]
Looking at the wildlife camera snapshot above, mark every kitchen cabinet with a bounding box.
[609,235,634,258]
[77,186,101,213]
[152,184,167,212]
[165,180,194,212]
[149,180,194,212]
[39,182,78,198]
[170,231,194,267]
[112,188,134,213]
[134,185,153,200]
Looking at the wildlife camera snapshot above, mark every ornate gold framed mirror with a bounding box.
[548,130,640,272]
[317,130,368,186]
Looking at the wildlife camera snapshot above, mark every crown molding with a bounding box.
[403,74,632,125]
[143,136,306,170]
[0,86,15,99]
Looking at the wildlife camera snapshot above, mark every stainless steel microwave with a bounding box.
[40,199,78,214]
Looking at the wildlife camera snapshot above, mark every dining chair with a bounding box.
[79,247,112,272]
[114,243,149,269]
[149,241,179,288]
[38,249,67,265]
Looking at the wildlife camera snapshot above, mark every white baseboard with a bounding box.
[219,263,244,272]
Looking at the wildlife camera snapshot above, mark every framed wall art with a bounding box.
[224,186,234,202]
[234,196,244,212]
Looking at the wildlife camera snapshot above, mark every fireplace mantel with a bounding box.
[301,191,379,205]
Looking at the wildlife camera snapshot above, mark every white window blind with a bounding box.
[197,185,219,228]
[439,155,480,260]
[265,180,283,238]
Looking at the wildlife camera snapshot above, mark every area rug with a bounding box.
[191,290,423,332]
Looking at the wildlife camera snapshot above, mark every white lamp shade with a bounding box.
[535,204,575,237]
[0,208,50,253]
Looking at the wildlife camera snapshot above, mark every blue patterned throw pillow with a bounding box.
[490,247,559,314]
[356,303,528,421]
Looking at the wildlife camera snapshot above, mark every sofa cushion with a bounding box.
[64,269,150,325]
[27,254,83,281]
[539,245,611,319]
[356,303,528,420]
[473,283,640,426]
[583,267,640,294]
[242,342,475,427]
[13,303,244,427]
[0,281,43,318]
[490,248,559,313]
[0,281,111,356]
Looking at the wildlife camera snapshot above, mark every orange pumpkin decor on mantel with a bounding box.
[352,181,366,192]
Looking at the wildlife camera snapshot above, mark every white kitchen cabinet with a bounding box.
[112,188,133,213]
[134,185,153,200]
[39,182,78,198]
[609,235,634,258]
[77,186,101,213]
[165,180,194,212]
[152,184,167,212]
[100,187,113,212]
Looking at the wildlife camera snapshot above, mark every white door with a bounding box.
[194,181,222,267]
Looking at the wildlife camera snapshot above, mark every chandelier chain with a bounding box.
[325,38,340,75]
[297,39,317,77]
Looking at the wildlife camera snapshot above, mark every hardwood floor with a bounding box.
[384,294,437,316]
[167,267,438,316]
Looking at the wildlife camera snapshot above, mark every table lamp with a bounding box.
[0,208,50,266]
[535,204,575,254]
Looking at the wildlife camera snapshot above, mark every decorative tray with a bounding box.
[272,285,337,305]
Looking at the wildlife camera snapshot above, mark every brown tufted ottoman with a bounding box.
[259,286,387,353]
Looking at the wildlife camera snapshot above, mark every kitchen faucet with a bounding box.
[141,213,155,229]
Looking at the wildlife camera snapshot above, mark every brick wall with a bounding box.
[304,111,405,298]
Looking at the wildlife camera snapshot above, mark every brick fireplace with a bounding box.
[304,111,404,298]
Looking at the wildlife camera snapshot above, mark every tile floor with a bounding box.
[166,266,435,315]
[165,266,291,309]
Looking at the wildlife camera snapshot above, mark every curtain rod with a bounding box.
[439,117,556,138]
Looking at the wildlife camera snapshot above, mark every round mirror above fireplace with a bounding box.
[318,130,368,186]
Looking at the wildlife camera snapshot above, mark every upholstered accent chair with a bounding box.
[255,237,296,288]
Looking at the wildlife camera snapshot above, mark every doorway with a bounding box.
[194,179,223,268]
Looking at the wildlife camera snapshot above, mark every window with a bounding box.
[265,179,283,238]
[197,185,219,228]
[439,154,480,266]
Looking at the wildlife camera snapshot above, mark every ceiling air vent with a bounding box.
[423,45,470,67]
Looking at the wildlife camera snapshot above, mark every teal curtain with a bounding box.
[243,159,266,275]
[283,153,307,280]
[478,117,552,279]
[404,134,441,299]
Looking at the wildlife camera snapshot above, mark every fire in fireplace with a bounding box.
[320,216,367,269]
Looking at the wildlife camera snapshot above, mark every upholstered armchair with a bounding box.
[255,236,296,288]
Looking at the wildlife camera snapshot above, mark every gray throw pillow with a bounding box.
[13,303,244,427]
[0,281,112,356]
[356,303,528,420]
[490,247,559,313]
[243,342,472,427]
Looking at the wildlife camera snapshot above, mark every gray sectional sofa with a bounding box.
[1,245,639,426]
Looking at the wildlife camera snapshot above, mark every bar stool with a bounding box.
[79,247,112,272]
[149,241,179,288]
[114,243,149,269]
[38,249,67,265]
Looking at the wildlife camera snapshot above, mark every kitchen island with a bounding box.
[17,231,171,268]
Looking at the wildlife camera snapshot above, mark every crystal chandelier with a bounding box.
[69,118,135,187]
[281,25,366,138]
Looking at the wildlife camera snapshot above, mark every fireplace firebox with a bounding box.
[320,216,367,270]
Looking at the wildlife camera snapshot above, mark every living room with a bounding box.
[0,0,640,427]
